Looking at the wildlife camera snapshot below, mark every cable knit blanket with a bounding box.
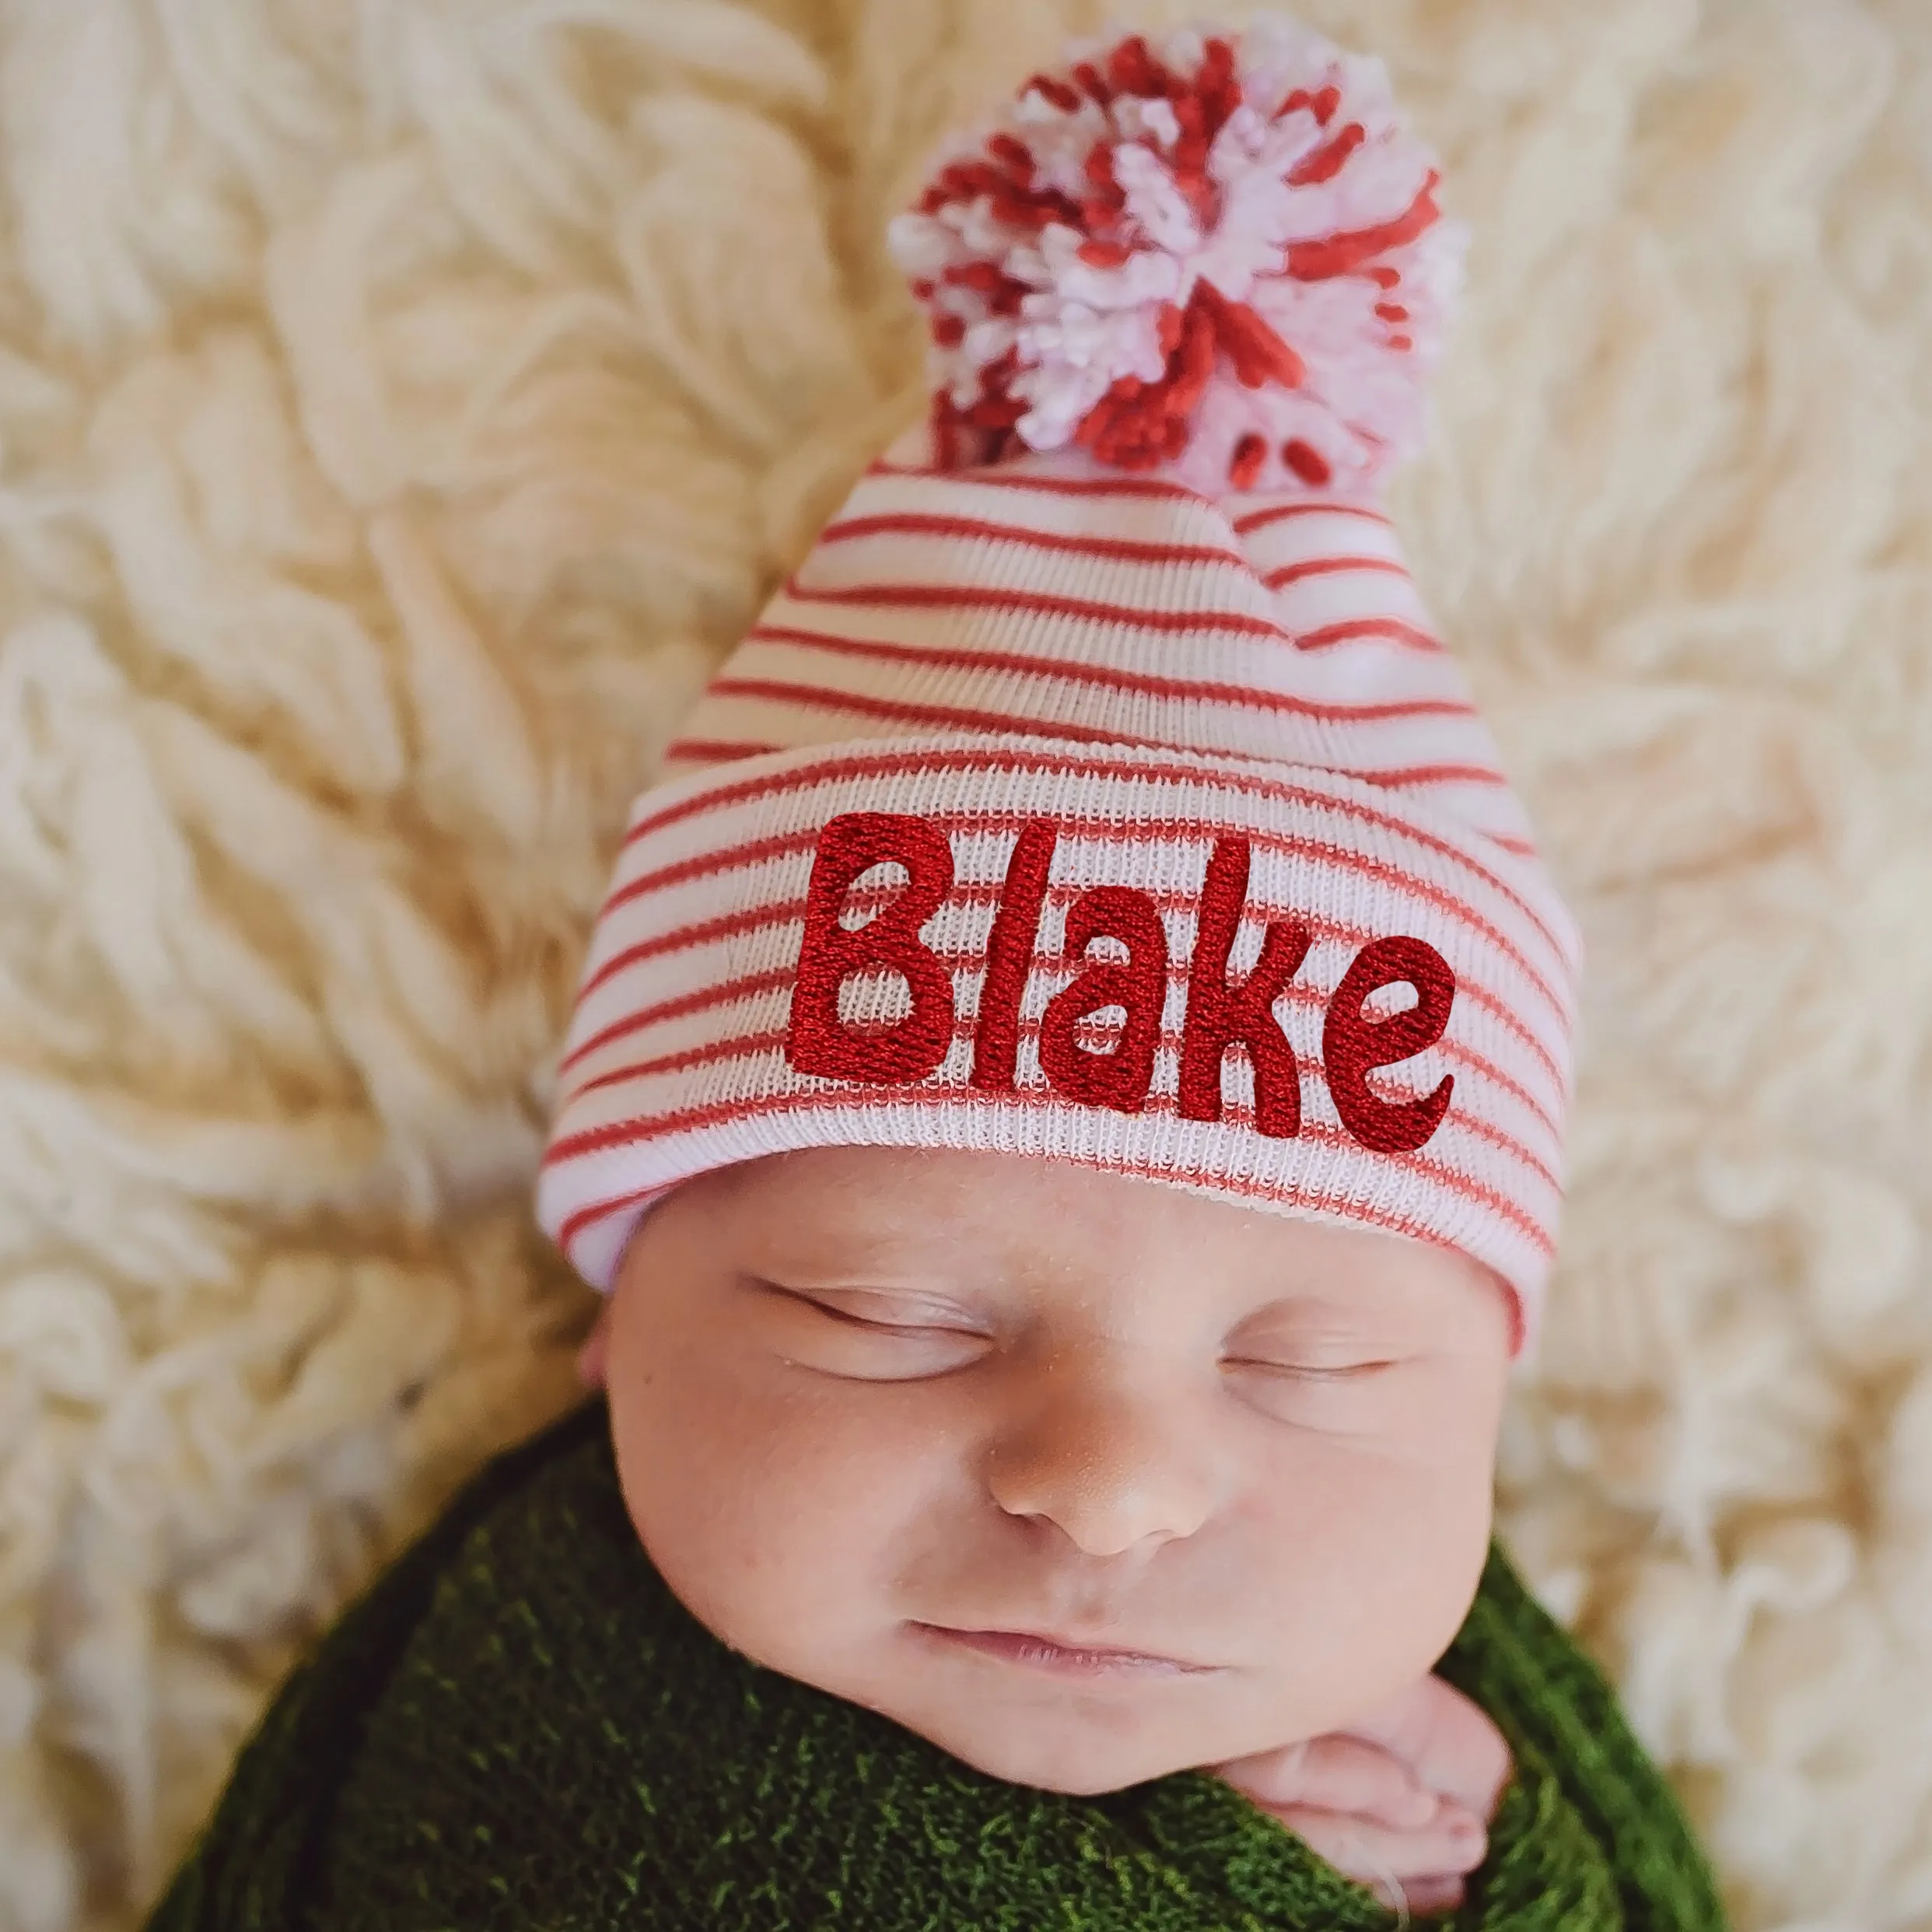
[2,4,1929,1930]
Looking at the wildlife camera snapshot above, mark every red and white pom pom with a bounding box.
[887,19,1464,499]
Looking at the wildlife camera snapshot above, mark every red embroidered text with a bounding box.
[785,812,1456,1151]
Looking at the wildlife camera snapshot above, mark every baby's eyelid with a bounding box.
[1222,1354,1395,1379]
[776,1282,991,1335]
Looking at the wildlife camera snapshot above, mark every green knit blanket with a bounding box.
[145,1402,1726,1931]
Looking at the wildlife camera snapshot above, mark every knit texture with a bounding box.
[537,435,1584,1343]
[536,21,1587,1346]
[145,1402,1725,1932]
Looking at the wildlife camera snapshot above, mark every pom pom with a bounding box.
[887,19,1465,499]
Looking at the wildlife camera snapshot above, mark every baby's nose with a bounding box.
[982,1370,1220,1557]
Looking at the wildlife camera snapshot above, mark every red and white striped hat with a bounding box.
[538,18,1584,1350]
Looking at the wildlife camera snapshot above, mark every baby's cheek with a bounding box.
[1238,1415,1497,1719]
[607,1354,939,1674]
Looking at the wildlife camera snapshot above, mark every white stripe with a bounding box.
[1270,565,1440,640]
[798,527,1269,615]
[1242,510,1408,570]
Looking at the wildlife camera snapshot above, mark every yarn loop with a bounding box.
[888,20,1465,498]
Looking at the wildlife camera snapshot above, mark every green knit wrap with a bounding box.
[146,1402,1726,1931]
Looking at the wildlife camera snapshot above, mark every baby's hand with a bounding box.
[1211,1674,1512,1920]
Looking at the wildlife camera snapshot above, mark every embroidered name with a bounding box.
[785,811,1455,1153]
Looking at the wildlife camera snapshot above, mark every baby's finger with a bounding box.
[1349,1675,1514,1822]
[1378,1874,1467,1919]
[1216,1735,1438,1829]
[1270,1800,1489,1888]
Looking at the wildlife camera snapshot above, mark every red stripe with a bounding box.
[562,948,1565,1143]
[620,743,1575,975]
[562,996,1563,1191]
[576,900,779,1003]
[1234,500,1391,536]
[695,676,1507,798]
[663,737,777,765]
[558,964,796,1076]
[866,460,1205,502]
[579,833,1569,1095]
[1360,763,1509,789]
[1297,618,1442,653]
[569,1025,790,1099]
[600,824,807,922]
[666,726,1526,821]
[779,576,1290,642]
[552,1088,1555,1261]
[701,675,1131,747]
[1265,555,1407,587]
[691,713,1348,790]
[740,623,1480,728]
[816,511,1243,569]
[705,676,1437,771]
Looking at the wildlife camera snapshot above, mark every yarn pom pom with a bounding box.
[887,19,1465,499]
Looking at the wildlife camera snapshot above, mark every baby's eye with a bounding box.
[746,1276,992,1380]
[789,1286,989,1335]
[1218,1353,1405,1423]
[1222,1356,1395,1381]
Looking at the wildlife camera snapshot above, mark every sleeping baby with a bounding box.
[579,1143,1516,1914]
[149,18,1726,1930]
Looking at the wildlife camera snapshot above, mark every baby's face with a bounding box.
[599,1146,1513,1795]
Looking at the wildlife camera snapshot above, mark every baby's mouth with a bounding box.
[908,1623,1217,1678]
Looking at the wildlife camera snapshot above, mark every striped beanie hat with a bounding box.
[538,16,1584,1350]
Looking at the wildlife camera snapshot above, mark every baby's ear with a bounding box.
[576,1302,613,1390]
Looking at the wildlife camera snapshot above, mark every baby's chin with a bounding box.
[910,1718,1185,1795]
[872,1682,1283,1797]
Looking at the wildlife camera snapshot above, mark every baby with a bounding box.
[580,1143,1515,1914]
[536,15,1577,1918]
[541,15,1584,1916]
[148,19,1726,1931]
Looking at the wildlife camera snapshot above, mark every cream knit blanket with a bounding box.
[1,3,1927,1928]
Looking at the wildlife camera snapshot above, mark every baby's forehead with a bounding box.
[715,1144,1272,1244]
[705,1146,1472,1314]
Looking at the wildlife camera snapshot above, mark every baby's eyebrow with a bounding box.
[746,1244,965,1286]
[1231,1284,1424,1328]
